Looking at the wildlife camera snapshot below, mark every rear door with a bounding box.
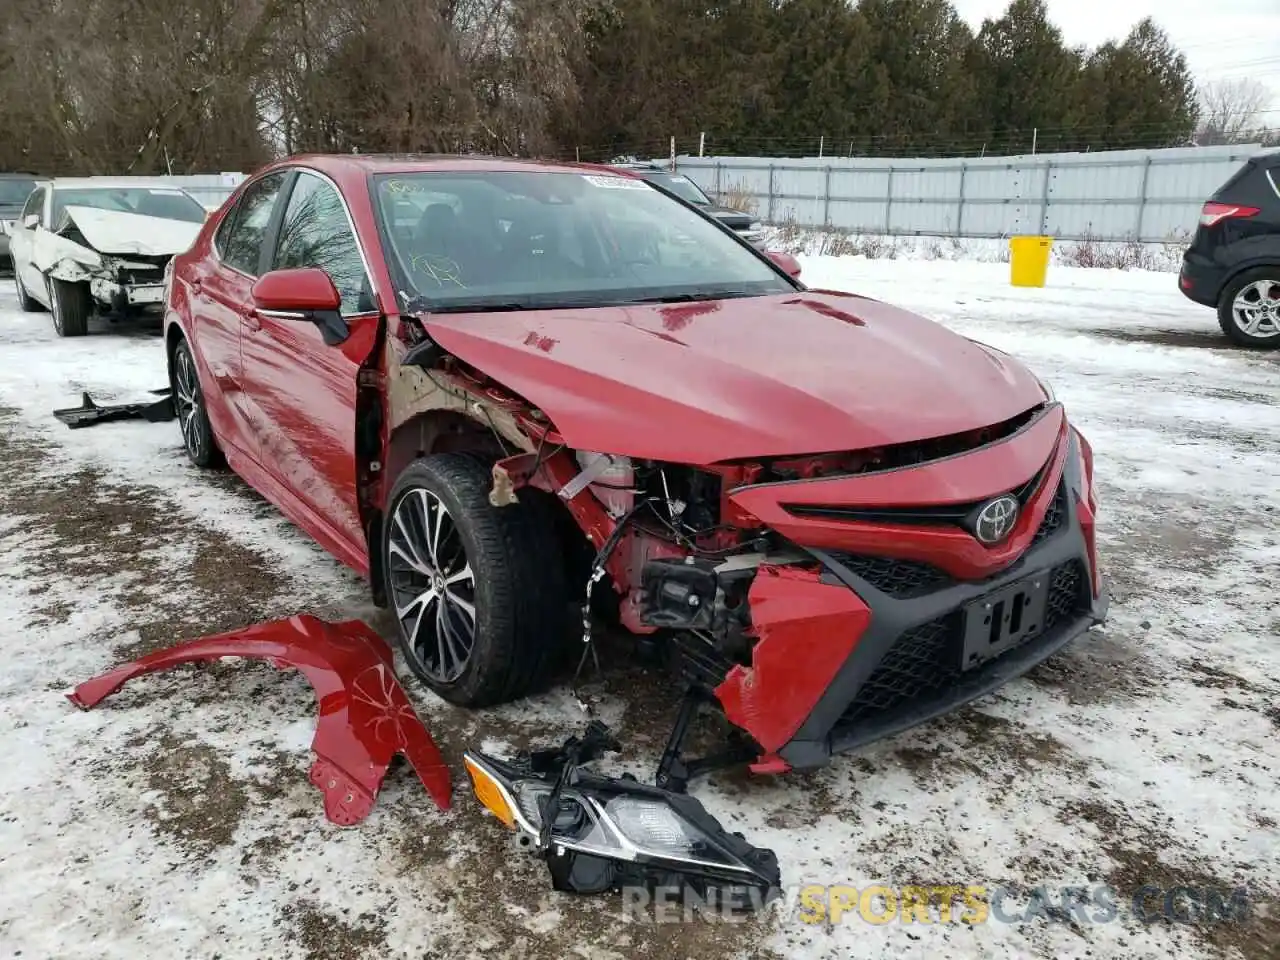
[239,169,379,568]
[185,172,289,455]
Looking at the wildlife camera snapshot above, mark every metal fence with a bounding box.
[45,173,247,210]
[149,173,246,210]
[672,144,1272,242]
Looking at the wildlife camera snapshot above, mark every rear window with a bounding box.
[1209,157,1280,209]
[0,178,37,205]
[1212,161,1256,198]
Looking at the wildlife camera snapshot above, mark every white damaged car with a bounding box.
[6,178,207,336]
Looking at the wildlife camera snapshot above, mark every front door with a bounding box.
[239,170,380,571]
[11,187,47,301]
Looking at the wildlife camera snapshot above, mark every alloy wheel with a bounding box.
[173,347,205,460]
[1231,278,1280,339]
[387,488,478,683]
[49,281,62,334]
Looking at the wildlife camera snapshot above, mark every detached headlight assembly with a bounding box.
[462,722,781,909]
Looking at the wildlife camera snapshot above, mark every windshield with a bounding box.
[51,187,206,226]
[372,171,790,311]
[0,178,37,205]
[641,172,712,206]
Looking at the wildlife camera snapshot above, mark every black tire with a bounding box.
[48,277,91,337]
[1217,267,1280,349]
[383,453,571,707]
[171,337,224,468]
[14,272,44,312]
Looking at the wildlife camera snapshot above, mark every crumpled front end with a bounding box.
[34,206,186,312]
[709,402,1108,769]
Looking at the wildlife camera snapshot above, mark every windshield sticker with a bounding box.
[669,176,692,183]
[147,189,186,195]
[581,175,648,190]
[411,254,466,288]
[385,179,439,195]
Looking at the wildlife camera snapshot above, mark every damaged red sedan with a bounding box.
[163,154,1107,782]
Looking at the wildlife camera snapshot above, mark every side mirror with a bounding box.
[23,213,39,229]
[766,250,802,280]
[250,267,349,346]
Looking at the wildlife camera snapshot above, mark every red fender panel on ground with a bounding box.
[66,615,452,824]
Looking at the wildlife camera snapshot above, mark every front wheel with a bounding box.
[1218,269,1280,348]
[383,453,571,707]
[49,278,91,337]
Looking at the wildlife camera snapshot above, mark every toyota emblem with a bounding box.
[973,494,1020,545]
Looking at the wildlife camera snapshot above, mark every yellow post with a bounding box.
[1009,235,1054,287]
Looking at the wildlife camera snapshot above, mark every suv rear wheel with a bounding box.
[1218,269,1280,348]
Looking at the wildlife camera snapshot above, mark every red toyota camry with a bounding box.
[163,154,1107,777]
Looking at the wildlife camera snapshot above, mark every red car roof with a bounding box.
[254,153,636,191]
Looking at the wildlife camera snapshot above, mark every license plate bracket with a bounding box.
[961,572,1051,672]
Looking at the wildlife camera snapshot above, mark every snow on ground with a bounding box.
[0,258,1277,960]
[760,227,1189,273]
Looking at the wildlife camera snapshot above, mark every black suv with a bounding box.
[606,161,766,248]
[1178,151,1280,348]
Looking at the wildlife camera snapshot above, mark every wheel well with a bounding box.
[373,410,592,610]
[383,410,510,485]
[1217,262,1280,305]
[164,324,186,390]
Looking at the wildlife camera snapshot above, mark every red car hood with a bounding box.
[423,292,1047,463]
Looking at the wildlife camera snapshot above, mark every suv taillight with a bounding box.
[1199,202,1260,227]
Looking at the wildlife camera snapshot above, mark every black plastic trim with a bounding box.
[728,402,1060,495]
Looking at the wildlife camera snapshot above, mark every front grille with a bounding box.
[1029,484,1066,546]
[118,265,167,285]
[830,554,951,598]
[837,560,1085,727]
[786,461,1051,527]
[824,483,1066,599]
[1044,560,1083,623]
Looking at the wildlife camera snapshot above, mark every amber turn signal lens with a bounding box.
[463,755,515,828]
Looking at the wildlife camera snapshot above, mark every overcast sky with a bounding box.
[950,0,1280,120]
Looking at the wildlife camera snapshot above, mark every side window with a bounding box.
[21,188,45,226]
[220,173,286,276]
[213,203,240,255]
[272,172,372,315]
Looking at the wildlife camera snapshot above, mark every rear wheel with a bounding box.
[49,278,91,337]
[172,338,223,467]
[1218,269,1280,348]
[383,453,571,707]
[14,272,43,312]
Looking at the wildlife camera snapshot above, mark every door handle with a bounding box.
[244,308,261,332]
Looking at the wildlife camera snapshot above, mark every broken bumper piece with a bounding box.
[462,722,781,910]
[67,614,452,824]
[53,389,175,429]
